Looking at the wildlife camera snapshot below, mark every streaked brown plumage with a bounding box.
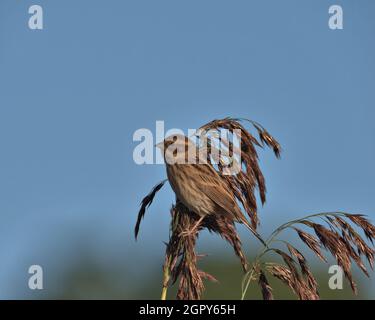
[156,134,256,235]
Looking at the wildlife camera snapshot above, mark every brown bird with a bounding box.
[156,133,262,240]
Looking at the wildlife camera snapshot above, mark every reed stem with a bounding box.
[161,256,171,300]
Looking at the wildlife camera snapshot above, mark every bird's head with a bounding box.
[156,134,196,164]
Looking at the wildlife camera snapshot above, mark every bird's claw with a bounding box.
[179,229,197,238]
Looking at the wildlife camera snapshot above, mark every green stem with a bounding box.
[161,256,171,300]
[240,211,349,299]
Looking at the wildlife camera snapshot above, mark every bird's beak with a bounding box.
[155,141,164,149]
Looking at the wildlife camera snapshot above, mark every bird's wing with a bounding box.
[192,164,243,220]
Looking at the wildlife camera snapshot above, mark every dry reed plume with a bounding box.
[135,117,375,300]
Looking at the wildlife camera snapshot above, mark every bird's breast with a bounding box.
[166,164,214,216]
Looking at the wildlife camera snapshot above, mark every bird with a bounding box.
[155,133,263,240]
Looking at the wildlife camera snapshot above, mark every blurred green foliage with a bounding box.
[48,253,369,300]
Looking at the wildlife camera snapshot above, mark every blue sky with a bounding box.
[0,0,374,298]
